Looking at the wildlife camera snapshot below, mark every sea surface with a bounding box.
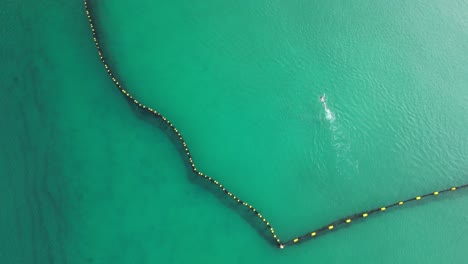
[1,0,467,263]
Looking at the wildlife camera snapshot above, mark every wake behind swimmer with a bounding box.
[320,93,334,121]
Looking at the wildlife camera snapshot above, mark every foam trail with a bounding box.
[321,94,335,122]
[321,95,355,178]
[325,108,335,122]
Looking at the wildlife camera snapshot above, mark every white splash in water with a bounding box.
[319,93,357,178]
[325,108,335,122]
[320,94,335,122]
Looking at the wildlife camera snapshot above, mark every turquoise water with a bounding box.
[1,0,467,263]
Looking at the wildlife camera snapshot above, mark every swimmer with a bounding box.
[319,94,328,111]
[320,94,326,103]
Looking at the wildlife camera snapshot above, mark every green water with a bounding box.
[1,0,467,263]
